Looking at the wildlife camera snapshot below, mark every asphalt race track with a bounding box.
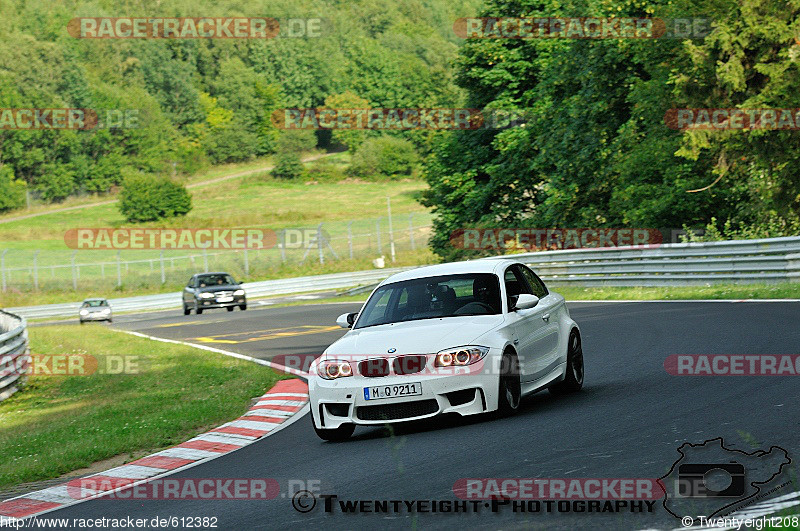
[43,301,800,530]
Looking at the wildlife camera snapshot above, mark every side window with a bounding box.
[519,265,548,298]
[187,277,195,288]
[504,266,533,299]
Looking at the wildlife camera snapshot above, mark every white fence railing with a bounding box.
[0,310,29,402]
[487,236,800,286]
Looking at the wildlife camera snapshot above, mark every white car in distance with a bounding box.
[308,259,584,441]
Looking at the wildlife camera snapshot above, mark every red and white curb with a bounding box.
[0,378,309,520]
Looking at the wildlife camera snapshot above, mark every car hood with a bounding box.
[198,284,241,293]
[323,315,505,358]
[82,307,109,312]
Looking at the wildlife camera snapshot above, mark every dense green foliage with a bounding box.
[349,136,420,177]
[118,174,192,222]
[0,0,479,211]
[423,0,800,259]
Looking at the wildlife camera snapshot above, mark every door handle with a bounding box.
[542,313,550,322]
[513,339,519,345]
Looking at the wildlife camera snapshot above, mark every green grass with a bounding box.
[0,325,286,490]
[554,282,800,300]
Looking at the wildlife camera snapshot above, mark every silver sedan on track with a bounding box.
[308,259,584,441]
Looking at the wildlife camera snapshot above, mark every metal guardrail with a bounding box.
[6,236,800,320]
[487,236,800,286]
[0,310,29,402]
[7,267,414,320]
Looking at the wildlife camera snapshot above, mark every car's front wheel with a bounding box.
[497,351,521,415]
[196,307,203,315]
[312,417,355,442]
[227,306,234,312]
[549,330,584,394]
[183,304,191,316]
[239,304,247,311]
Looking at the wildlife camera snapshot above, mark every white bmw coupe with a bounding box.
[308,259,584,441]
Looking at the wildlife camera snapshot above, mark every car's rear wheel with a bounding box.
[312,417,355,442]
[239,304,247,311]
[549,329,584,395]
[497,351,521,415]
[183,304,190,316]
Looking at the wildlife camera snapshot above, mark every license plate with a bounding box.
[216,296,233,302]
[364,382,422,401]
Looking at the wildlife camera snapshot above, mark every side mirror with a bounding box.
[336,312,358,328]
[513,294,540,311]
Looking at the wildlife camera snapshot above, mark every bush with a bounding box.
[275,130,317,154]
[271,152,305,180]
[0,166,26,212]
[118,173,192,222]
[348,136,418,177]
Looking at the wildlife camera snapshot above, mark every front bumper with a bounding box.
[197,296,246,309]
[309,351,502,429]
[79,313,111,322]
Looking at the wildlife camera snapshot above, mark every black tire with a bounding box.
[239,304,247,311]
[227,306,234,312]
[183,304,190,316]
[549,330,584,395]
[312,417,354,442]
[79,320,84,325]
[497,351,521,415]
[196,307,203,315]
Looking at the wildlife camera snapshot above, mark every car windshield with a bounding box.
[354,273,501,329]
[81,300,107,308]
[197,274,235,287]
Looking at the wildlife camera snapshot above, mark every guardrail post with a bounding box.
[160,250,166,284]
[347,221,353,259]
[408,213,415,251]
[376,217,382,254]
[71,251,77,290]
[1,249,7,292]
[116,251,122,287]
[33,250,40,291]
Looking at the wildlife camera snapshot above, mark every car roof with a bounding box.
[195,272,231,276]
[82,298,107,302]
[379,259,518,285]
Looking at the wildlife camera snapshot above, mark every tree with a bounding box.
[118,174,192,222]
[0,165,26,212]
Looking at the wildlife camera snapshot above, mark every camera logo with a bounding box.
[659,438,791,520]
[676,463,745,497]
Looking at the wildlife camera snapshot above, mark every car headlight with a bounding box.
[101,308,111,315]
[199,292,214,299]
[233,289,245,296]
[435,346,489,367]
[318,359,353,380]
[79,310,89,316]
